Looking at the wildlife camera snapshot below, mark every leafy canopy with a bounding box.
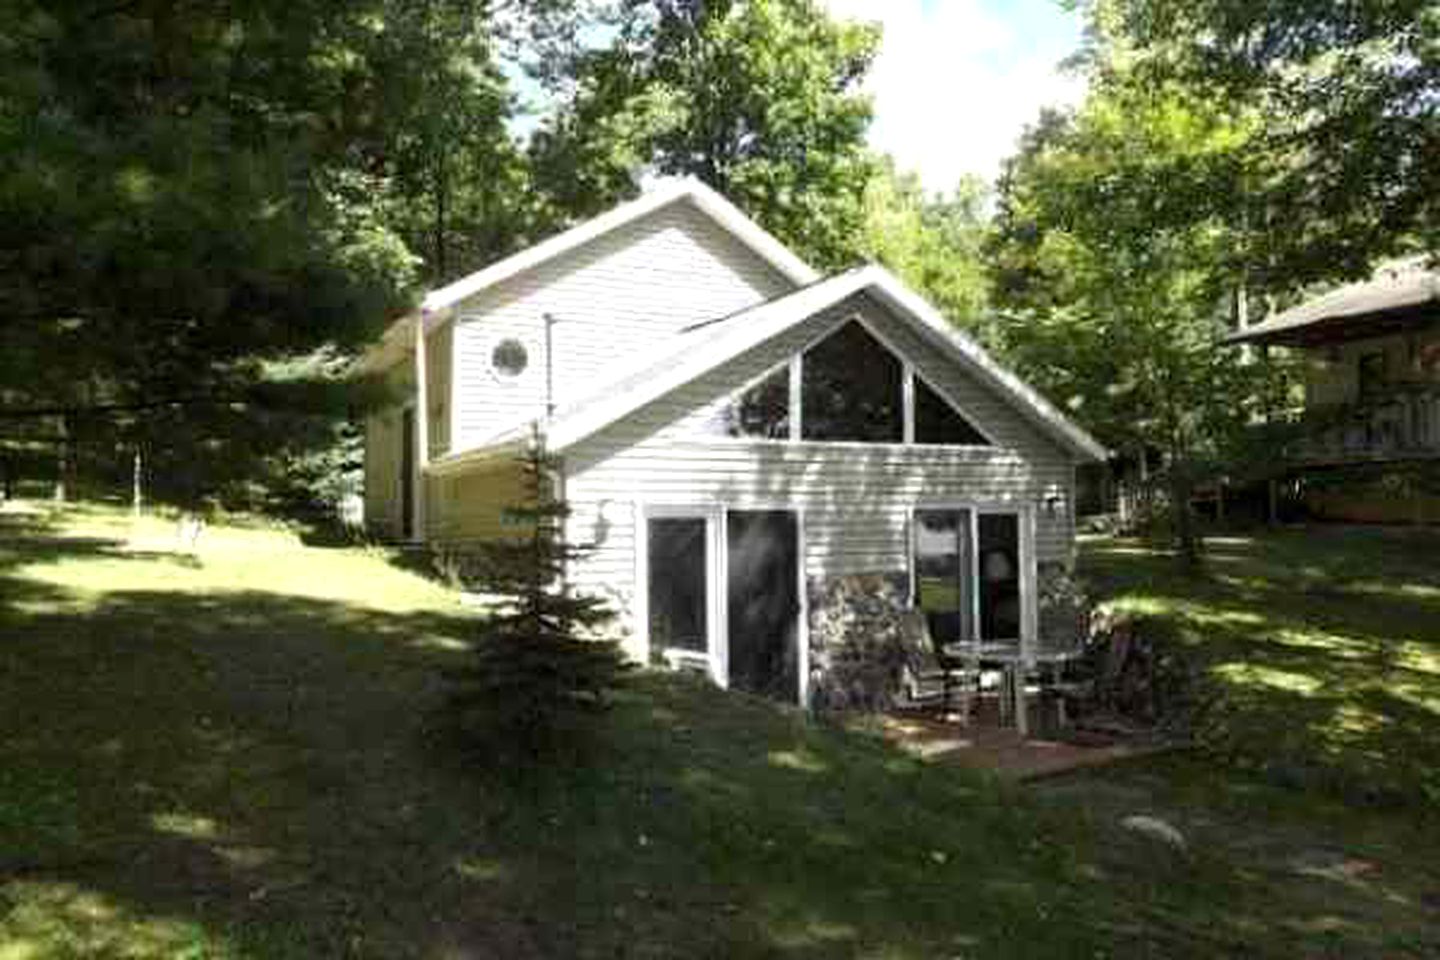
[529,0,879,269]
[1082,0,1438,287]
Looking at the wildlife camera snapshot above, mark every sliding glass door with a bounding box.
[912,507,1024,647]
[914,508,975,647]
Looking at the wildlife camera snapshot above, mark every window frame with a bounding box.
[633,500,811,704]
[907,500,1038,655]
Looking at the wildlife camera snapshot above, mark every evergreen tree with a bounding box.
[445,430,630,758]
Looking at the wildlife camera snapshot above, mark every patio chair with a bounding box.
[898,610,978,723]
[1028,628,1093,729]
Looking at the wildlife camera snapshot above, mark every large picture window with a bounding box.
[698,316,993,449]
[801,321,904,442]
[912,507,1023,646]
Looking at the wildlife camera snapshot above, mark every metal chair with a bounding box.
[898,610,978,723]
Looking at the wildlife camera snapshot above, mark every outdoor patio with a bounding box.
[876,699,1170,780]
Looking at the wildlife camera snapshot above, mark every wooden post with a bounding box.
[54,411,74,503]
[413,316,430,542]
[132,446,143,521]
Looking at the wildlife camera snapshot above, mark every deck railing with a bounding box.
[1290,388,1440,463]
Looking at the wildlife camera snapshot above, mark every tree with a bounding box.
[528,0,879,269]
[0,1,434,502]
[861,159,994,345]
[0,2,597,510]
[445,431,630,758]
[1081,0,1438,289]
[990,81,1274,561]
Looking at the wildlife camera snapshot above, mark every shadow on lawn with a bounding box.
[0,530,1084,959]
[1081,530,1440,806]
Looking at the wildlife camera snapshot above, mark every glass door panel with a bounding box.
[647,517,710,660]
[913,508,974,645]
[978,513,1021,642]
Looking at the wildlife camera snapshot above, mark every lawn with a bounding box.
[1079,527,1440,804]
[2,503,1438,957]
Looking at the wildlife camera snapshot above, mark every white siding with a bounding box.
[562,294,1078,657]
[449,199,793,449]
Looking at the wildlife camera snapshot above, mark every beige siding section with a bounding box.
[363,362,417,540]
[427,325,452,458]
[426,459,532,543]
[449,199,792,449]
[563,294,1078,654]
[364,408,406,539]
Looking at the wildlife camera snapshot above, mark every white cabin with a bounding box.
[361,179,1105,708]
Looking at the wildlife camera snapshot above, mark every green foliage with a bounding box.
[861,160,995,345]
[529,0,879,269]
[445,433,629,759]
[1084,0,1438,288]
[990,78,1291,558]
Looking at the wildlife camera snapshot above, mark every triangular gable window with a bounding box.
[801,321,904,442]
[705,364,790,439]
[914,377,990,446]
[698,317,994,448]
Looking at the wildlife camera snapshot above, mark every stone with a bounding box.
[1120,815,1187,852]
[807,572,910,713]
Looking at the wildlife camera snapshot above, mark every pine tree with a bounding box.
[445,429,630,758]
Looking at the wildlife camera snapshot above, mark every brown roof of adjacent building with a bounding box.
[1224,256,1440,346]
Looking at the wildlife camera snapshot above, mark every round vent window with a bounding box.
[491,338,528,379]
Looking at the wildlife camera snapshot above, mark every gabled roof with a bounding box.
[1224,256,1440,347]
[423,178,819,317]
[434,264,1107,469]
[360,178,820,373]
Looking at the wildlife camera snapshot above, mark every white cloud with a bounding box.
[824,0,1087,192]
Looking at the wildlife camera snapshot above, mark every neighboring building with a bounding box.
[360,179,1105,707]
[1226,257,1440,523]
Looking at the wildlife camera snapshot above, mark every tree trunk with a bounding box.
[1169,456,1201,566]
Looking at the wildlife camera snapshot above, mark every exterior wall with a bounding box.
[427,325,452,459]
[1304,323,1440,407]
[363,363,416,540]
[426,458,531,543]
[448,199,793,450]
[562,293,1079,661]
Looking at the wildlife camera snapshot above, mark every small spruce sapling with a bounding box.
[445,428,629,757]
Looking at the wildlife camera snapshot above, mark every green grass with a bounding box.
[1079,527,1440,804]
[2,503,1438,957]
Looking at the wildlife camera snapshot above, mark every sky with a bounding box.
[506,1,1089,194]
[822,0,1088,192]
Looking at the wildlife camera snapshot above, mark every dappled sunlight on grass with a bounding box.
[149,811,222,841]
[1081,528,1440,807]
[767,748,829,774]
[5,505,1438,957]
[0,881,225,959]
[452,857,506,883]
[1215,663,1324,696]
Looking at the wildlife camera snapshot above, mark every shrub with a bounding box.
[443,430,630,760]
